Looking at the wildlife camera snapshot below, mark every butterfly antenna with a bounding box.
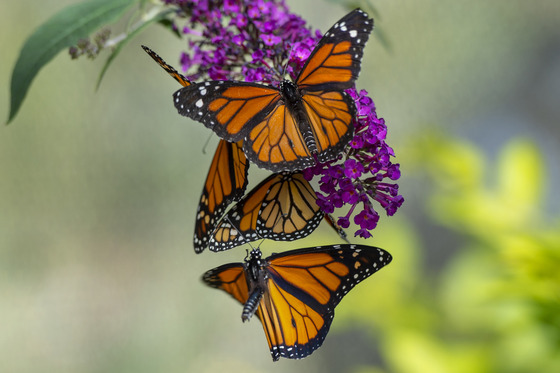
[224,212,253,249]
[280,45,294,80]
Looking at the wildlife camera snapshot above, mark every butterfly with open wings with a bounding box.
[203,244,392,360]
[173,9,374,172]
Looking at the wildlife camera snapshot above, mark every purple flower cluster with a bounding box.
[163,0,321,84]
[303,89,404,238]
[163,0,403,238]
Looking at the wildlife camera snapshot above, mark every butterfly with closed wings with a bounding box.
[173,9,374,172]
[208,171,347,252]
[202,244,392,361]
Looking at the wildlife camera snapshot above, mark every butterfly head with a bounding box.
[245,248,263,265]
[249,248,262,261]
[279,80,302,104]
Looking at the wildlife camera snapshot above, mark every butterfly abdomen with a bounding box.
[242,288,264,322]
[280,80,319,155]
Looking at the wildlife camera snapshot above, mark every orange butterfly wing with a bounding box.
[201,244,392,361]
[296,9,373,91]
[202,263,249,307]
[194,139,249,252]
[208,172,323,251]
[244,104,315,170]
[174,81,282,142]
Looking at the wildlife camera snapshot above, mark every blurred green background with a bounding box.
[2,0,559,372]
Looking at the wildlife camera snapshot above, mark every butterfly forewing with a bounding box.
[141,47,250,253]
[266,245,392,310]
[202,263,249,306]
[194,140,249,253]
[142,45,191,87]
[296,9,374,91]
[174,81,281,142]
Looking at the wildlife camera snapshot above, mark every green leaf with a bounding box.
[96,9,173,90]
[157,19,183,39]
[7,0,137,124]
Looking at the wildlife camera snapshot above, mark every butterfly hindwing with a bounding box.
[300,89,356,163]
[194,140,249,253]
[244,103,316,171]
[256,172,323,239]
[201,244,392,361]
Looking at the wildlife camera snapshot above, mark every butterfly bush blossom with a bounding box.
[162,0,404,237]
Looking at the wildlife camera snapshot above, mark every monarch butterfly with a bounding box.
[208,172,345,252]
[142,46,250,253]
[173,9,374,172]
[202,244,392,361]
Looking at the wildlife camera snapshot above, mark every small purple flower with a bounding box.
[354,206,379,230]
[247,6,260,19]
[261,33,282,46]
[232,13,248,28]
[316,195,334,214]
[344,159,364,179]
[223,0,239,13]
[349,135,364,149]
[232,34,245,46]
[342,188,360,205]
[290,41,312,61]
[355,229,372,239]
[337,216,350,229]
